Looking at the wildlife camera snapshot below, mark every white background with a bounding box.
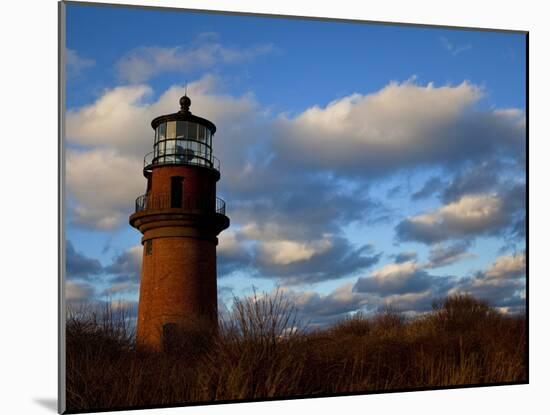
[0,0,546,414]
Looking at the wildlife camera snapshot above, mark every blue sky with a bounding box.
[64,3,526,327]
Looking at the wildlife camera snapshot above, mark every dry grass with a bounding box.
[65,293,527,412]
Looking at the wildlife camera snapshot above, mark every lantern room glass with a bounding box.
[153,121,213,168]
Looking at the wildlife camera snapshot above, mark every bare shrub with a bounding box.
[330,312,371,337]
[195,289,307,400]
[65,292,526,412]
[431,293,497,331]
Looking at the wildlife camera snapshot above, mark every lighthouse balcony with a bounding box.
[143,150,220,175]
[135,192,226,215]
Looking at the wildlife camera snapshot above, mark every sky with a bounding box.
[64,3,526,328]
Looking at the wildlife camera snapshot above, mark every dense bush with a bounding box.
[65,293,527,412]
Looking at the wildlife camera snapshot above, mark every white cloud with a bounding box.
[275,80,524,175]
[66,48,95,78]
[354,260,438,297]
[218,230,243,257]
[66,281,95,301]
[485,253,526,279]
[258,237,333,265]
[116,35,275,83]
[218,221,379,283]
[66,75,260,155]
[240,222,288,241]
[440,37,472,56]
[449,253,526,312]
[66,84,153,155]
[427,241,473,268]
[441,194,502,225]
[369,261,419,280]
[66,149,144,229]
[425,193,501,228]
[102,282,140,296]
[397,193,507,243]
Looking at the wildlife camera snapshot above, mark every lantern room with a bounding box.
[145,95,218,173]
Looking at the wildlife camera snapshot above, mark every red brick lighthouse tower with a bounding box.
[130,94,229,351]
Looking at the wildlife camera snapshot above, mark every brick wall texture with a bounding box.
[133,164,223,351]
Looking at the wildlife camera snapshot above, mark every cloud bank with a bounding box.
[65,75,526,309]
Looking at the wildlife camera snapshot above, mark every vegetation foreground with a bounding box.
[66,293,527,412]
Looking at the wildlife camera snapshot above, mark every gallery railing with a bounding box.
[143,151,220,174]
[135,192,226,215]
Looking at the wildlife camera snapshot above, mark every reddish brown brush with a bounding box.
[65,293,526,412]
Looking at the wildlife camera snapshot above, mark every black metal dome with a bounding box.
[151,94,217,134]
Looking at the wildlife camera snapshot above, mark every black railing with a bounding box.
[144,151,220,173]
[135,192,170,212]
[135,192,226,215]
[216,197,226,215]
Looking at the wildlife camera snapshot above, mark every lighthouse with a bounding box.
[130,94,229,351]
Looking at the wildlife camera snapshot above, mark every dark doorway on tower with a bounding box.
[170,176,183,208]
[162,323,178,353]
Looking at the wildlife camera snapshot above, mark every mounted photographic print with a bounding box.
[59,1,528,413]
